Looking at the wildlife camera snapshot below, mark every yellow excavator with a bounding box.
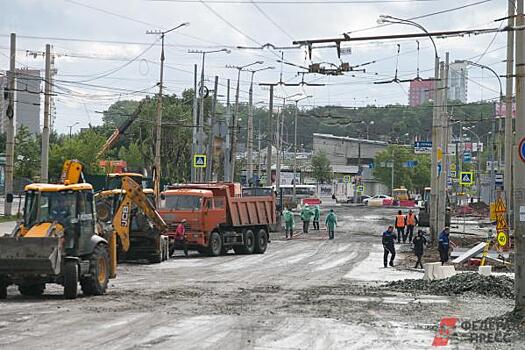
[0,160,115,299]
[96,174,169,263]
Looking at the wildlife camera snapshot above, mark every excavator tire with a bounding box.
[18,283,45,297]
[254,228,268,254]
[81,244,109,296]
[207,231,222,257]
[63,261,78,299]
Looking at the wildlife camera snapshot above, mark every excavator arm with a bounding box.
[112,176,167,253]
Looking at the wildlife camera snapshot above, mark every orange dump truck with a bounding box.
[159,183,276,256]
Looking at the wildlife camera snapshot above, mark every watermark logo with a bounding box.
[432,317,516,347]
[432,317,458,346]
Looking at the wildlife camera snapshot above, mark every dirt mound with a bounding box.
[384,273,514,298]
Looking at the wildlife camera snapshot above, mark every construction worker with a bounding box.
[438,227,451,265]
[300,204,313,234]
[283,207,295,240]
[406,209,418,243]
[394,210,406,244]
[325,208,337,240]
[382,226,397,268]
[313,205,321,230]
[413,230,427,269]
[175,219,188,257]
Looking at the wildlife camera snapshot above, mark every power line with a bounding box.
[149,0,440,3]
[249,1,295,40]
[199,0,263,46]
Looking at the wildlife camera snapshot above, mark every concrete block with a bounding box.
[423,262,441,281]
[441,266,457,279]
[423,263,456,281]
[478,265,492,276]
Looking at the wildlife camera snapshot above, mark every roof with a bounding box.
[313,133,388,146]
[25,183,93,192]
[97,188,153,195]
[162,189,213,197]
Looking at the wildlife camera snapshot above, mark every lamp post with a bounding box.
[226,61,263,181]
[247,66,274,184]
[189,48,230,181]
[378,14,441,243]
[146,22,189,201]
[292,95,312,204]
[463,126,482,202]
[67,122,80,138]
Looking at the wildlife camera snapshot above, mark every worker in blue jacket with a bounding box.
[382,226,397,268]
[438,227,451,265]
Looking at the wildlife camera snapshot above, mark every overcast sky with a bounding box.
[0,0,511,133]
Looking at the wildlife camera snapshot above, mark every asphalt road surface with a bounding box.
[0,206,520,349]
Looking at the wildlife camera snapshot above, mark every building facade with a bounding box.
[15,69,41,134]
[448,60,468,103]
[408,79,434,107]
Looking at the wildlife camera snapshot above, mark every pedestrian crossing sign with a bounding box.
[193,154,207,168]
[357,185,364,192]
[459,171,474,186]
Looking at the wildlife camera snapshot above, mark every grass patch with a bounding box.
[0,215,18,223]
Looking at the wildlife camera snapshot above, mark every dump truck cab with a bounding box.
[159,188,226,249]
[0,181,111,299]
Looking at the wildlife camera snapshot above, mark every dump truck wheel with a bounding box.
[235,230,255,255]
[254,229,268,254]
[18,284,45,297]
[0,282,7,299]
[208,231,222,257]
[63,261,78,299]
[81,244,109,296]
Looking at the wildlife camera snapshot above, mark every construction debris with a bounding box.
[383,273,514,299]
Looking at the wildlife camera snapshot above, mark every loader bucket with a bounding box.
[0,237,62,276]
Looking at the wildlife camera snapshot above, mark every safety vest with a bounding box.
[395,215,405,228]
[407,213,416,226]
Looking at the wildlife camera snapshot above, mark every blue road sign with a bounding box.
[460,171,474,186]
[463,152,472,163]
[414,141,432,154]
[437,162,442,176]
[519,137,525,163]
[402,160,418,168]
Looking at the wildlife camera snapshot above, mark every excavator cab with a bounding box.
[0,162,114,300]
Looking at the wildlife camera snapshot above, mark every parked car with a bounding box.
[346,195,371,204]
[363,194,392,206]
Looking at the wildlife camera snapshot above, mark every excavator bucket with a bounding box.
[0,237,62,276]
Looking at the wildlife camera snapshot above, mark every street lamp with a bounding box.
[226,60,263,181]
[378,14,442,242]
[292,95,312,203]
[247,66,274,183]
[463,126,482,202]
[67,121,80,138]
[146,22,189,202]
[362,120,375,140]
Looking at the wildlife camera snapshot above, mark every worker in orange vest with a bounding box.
[406,209,419,243]
[394,210,406,244]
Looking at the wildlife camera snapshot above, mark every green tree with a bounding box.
[118,142,145,172]
[310,151,333,184]
[14,125,40,180]
[49,129,107,178]
[373,145,414,191]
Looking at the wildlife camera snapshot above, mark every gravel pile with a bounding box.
[384,273,515,298]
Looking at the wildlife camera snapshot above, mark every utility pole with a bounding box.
[224,79,231,182]
[257,119,262,180]
[260,84,276,186]
[146,22,188,198]
[206,76,219,182]
[513,0,525,316]
[247,66,274,184]
[505,0,515,217]
[191,64,198,182]
[40,44,51,183]
[437,54,449,233]
[227,61,262,182]
[430,58,442,243]
[4,33,16,216]
[292,96,311,203]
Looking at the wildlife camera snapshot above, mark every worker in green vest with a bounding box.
[283,207,295,240]
[313,205,321,230]
[300,204,313,234]
[325,209,338,240]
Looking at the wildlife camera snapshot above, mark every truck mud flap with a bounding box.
[0,237,61,276]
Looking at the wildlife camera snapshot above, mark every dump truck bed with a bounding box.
[228,195,276,227]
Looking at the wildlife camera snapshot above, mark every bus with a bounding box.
[279,185,317,209]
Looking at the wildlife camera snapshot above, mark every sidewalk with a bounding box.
[0,220,17,236]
